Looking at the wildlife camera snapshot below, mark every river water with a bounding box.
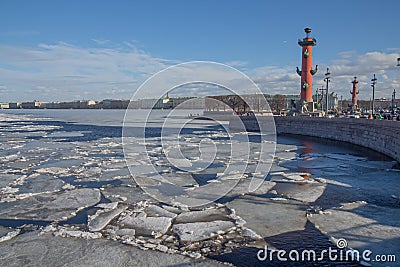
[0,109,399,266]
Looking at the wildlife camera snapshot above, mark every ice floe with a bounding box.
[172,220,235,242]
[88,207,127,232]
[0,188,101,221]
[0,227,20,243]
[308,203,400,262]
[119,213,172,238]
[226,195,307,238]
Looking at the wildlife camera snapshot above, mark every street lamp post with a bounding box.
[324,68,331,116]
[396,58,400,117]
[319,86,326,112]
[371,74,377,118]
[340,95,343,112]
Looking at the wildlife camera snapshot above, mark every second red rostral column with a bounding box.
[351,76,359,110]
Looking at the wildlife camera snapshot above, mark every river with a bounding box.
[0,109,398,266]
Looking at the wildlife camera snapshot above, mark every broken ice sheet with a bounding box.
[172,220,235,243]
[127,164,156,175]
[88,206,127,232]
[273,182,327,203]
[34,167,71,176]
[100,168,131,180]
[0,228,20,243]
[311,168,353,178]
[168,180,241,207]
[144,205,177,218]
[166,157,193,169]
[20,139,74,152]
[15,174,65,194]
[174,208,231,224]
[225,180,276,197]
[38,158,85,169]
[101,185,150,204]
[274,149,298,160]
[0,232,226,266]
[43,131,85,138]
[0,188,101,221]
[226,195,307,238]
[119,213,172,238]
[308,203,400,259]
[160,172,199,187]
[0,174,22,189]
[269,172,308,183]
[0,226,15,239]
[275,143,298,152]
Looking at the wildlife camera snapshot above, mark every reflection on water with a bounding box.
[297,141,314,173]
[299,141,315,156]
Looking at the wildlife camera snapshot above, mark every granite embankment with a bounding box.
[230,116,400,162]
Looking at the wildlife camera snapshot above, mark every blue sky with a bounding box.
[0,0,399,101]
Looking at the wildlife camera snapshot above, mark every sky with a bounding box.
[0,0,399,102]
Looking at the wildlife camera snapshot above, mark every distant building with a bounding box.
[21,100,41,109]
[170,97,205,109]
[41,100,97,109]
[138,98,171,109]
[8,103,20,109]
[128,97,204,110]
[87,100,97,107]
[70,100,97,109]
[127,100,142,109]
[42,102,61,109]
[101,99,129,109]
[0,103,9,109]
[53,101,77,109]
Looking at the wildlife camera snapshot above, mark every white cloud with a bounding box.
[91,38,110,45]
[0,42,173,101]
[337,50,357,59]
[224,60,248,67]
[0,43,399,102]
[248,50,400,100]
[324,51,399,99]
[248,65,300,95]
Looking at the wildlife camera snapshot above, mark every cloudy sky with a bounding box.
[1,0,399,102]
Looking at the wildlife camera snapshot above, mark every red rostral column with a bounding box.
[351,76,359,108]
[296,28,318,103]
